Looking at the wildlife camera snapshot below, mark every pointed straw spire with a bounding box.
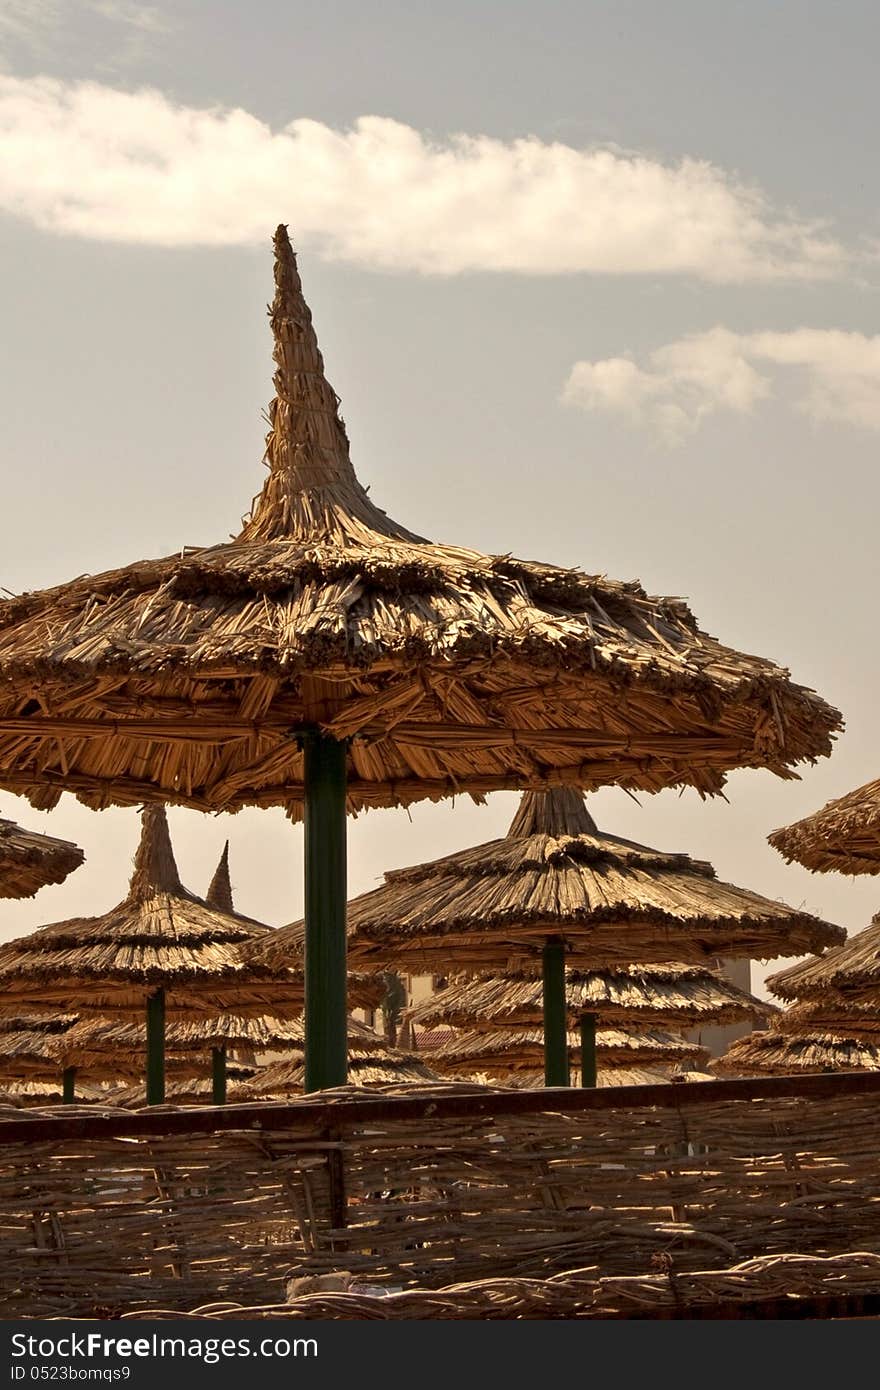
[127,805,183,900]
[508,788,599,839]
[239,224,421,545]
[205,842,234,913]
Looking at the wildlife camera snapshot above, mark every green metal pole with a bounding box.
[303,731,348,1093]
[211,1046,227,1105]
[62,1066,76,1104]
[579,1013,597,1088]
[146,987,166,1105]
[542,939,569,1087]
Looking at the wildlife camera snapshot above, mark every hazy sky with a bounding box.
[1,1,878,996]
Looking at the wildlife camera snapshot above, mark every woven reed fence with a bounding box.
[3,1073,880,1318]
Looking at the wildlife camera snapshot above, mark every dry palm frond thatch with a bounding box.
[713,1028,880,1076]
[327,790,843,973]
[432,1024,709,1075]
[0,806,304,1019]
[407,959,772,1032]
[0,230,840,821]
[243,1016,440,1095]
[0,817,84,899]
[767,911,880,1003]
[769,776,880,876]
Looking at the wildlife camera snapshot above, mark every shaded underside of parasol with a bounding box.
[0,816,84,899]
[769,775,880,876]
[0,231,841,820]
[714,1027,880,1075]
[335,789,843,972]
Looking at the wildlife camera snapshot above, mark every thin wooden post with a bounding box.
[146,987,165,1105]
[542,939,569,1087]
[580,1012,597,1088]
[61,1067,76,1104]
[211,1046,227,1105]
[303,732,348,1093]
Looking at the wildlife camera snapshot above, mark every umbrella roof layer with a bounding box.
[54,1010,316,1067]
[0,230,840,820]
[47,1015,258,1077]
[406,960,773,1032]
[111,1065,256,1108]
[713,1028,880,1076]
[505,1066,713,1087]
[775,1000,880,1040]
[769,776,880,876]
[432,1024,709,1073]
[0,1078,108,1105]
[334,790,843,972]
[0,1015,77,1077]
[243,1015,441,1094]
[0,816,84,899]
[767,912,880,1002]
[0,806,305,1018]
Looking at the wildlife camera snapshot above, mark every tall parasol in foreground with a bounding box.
[407,956,772,1085]
[0,807,303,1102]
[769,776,880,875]
[333,788,840,1082]
[0,817,83,899]
[0,229,841,1088]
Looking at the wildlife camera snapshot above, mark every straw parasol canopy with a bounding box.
[766,911,880,1004]
[713,1027,880,1076]
[0,806,303,1018]
[0,816,84,899]
[0,1015,77,1078]
[0,228,840,1089]
[243,1016,441,1095]
[0,806,308,1103]
[112,1064,257,1108]
[406,961,773,1033]
[431,1025,709,1075]
[0,228,841,819]
[769,776,880,876]
[341,789,843,972]
[0,1078,108,1106]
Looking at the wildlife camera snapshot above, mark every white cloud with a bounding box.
[562,327,880,443]
[0,75,844,280]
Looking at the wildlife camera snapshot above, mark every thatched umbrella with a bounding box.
[0,230,841,1088]
[766,911,880,1005]
[713,1026,880,1076]
[243,1016,441,1096]
[769,776,880,875]
[0,1015,78,1100]
[0,806,303,1103]
[0,1078,108,1107]
[111,1063,257,1108]
[717,911,880,1077]
[432,1024,709,1082]
[334,788,839,1082]
[406,958,772,1087]
[0,233,839,1089]
[0,816,83,899]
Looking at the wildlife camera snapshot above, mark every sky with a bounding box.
[1,0,879,997]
